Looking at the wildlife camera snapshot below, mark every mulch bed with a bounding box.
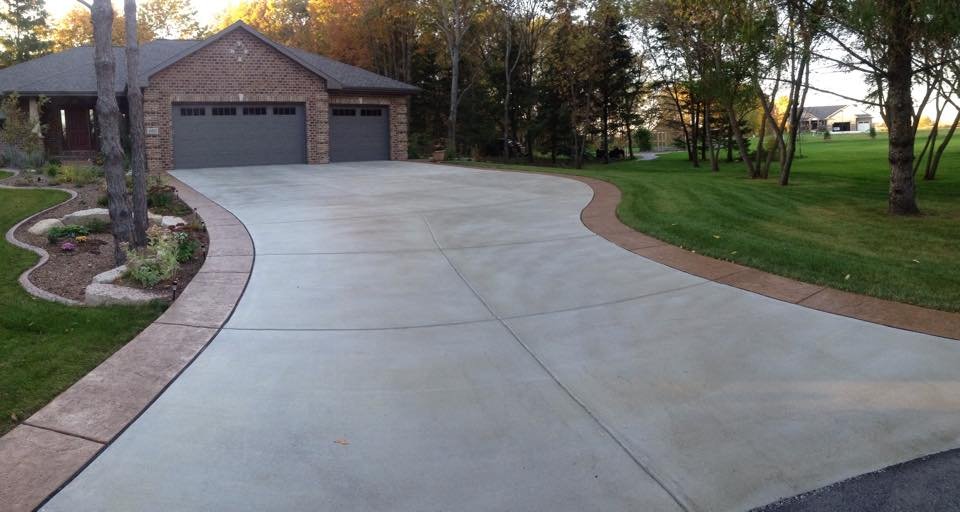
[7,173,208,303]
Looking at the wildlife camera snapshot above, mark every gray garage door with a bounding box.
[329,105,390,162]
[173,104,306,168]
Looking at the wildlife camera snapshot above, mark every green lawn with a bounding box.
[459,132,960,312]
[0,179,164,435]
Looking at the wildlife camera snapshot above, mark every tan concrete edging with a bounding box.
[0,169,82,306]
[440,162,960,341]
[0,174,254,512]
[560,172,960,341]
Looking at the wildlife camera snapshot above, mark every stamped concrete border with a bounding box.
[0,169,82,306]
[544,170,960,341]
[0,174,254,512]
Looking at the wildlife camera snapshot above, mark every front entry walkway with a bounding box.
[43,162,960,511]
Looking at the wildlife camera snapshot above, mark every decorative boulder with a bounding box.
[148,212,164,225]
[62,208,110,226]
[84,283,167,306]
[28,218,64,235]
[161,216,186,228]
[92,265,127,284]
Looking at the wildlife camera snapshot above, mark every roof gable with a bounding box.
[802,105,846,120]
[141,21,344,89]
[0,22,417,96]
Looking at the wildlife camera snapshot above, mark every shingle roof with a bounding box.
[0,23,418,96]
[0,40,195,95]
[802,105,846,120]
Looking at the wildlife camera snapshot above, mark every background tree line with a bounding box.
[1,0,958,215]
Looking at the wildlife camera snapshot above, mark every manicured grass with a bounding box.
[0,183,164,435]
[458,132,960,312]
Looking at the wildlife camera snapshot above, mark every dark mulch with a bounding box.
[9,176,208,302]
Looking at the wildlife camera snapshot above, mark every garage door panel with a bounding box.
[330,105,390,162]
[173,104,306,169]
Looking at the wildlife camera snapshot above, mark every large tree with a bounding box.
[77,0,135,264]
[0,0,51,66]
[588,0,634,164]
[826,0,960,214]
[140,0,204,39]
[126,0,148,247]
[423,0,484,156]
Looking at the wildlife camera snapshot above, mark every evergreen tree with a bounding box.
[0,0,51,67]
[588,0,633,164]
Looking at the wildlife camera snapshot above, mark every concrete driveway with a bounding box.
[43,162,960,511]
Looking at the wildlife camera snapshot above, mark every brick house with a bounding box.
[0,21,418,169]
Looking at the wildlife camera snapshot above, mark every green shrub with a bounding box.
[47,224,90,244]
[96,194,109,207]
[3,147,45,169]
[868,126,877,139]
[125,226,180,287]
[84,218,110,234]
[823,130,832,141]
[173,231,201,262]
[44,163,60,177]
[54,165,102,186]
[635,128,652,151]
[147,184,175,209]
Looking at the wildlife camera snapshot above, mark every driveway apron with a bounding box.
[42,162,960,512]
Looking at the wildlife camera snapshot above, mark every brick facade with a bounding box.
[143,29,410,171]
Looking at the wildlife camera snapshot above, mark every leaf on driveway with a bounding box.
[334,438,350,446]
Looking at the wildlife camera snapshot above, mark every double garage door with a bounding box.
[172,103,390,169]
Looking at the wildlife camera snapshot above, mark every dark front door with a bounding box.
[172,104,307,169]
[64,108,92,150]
[329,105,390,162]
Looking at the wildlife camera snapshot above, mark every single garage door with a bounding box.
[173,104,306,168]
[329,105,390,162]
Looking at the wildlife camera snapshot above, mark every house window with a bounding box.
[212,107,237,116]
[360,108,383,117]
[332,108,355,116]
[273,106,296,116]
[243,107,267,116]
[180,107,205,116]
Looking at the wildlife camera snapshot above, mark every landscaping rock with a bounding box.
[84,283,167,306]
[62,208,110,226]
[148,212,163,225]
[28,218,64,235]
[92,265,127,284]
[161,216,186,228]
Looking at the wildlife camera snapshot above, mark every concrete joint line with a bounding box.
[421,215,694,512]
[21,422,106,446]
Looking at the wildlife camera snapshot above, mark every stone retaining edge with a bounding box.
[0,173,255,512]
[0,169,82,306]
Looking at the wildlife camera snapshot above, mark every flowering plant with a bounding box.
[74,235,88,243]
[61,241,77,252]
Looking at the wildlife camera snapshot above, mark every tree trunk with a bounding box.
[502,24,513,160]
[690,103,700,167]
[727,101,756,178]
[447,44,460,156]
[705,102,718,171]
[926,110,959,180]
[626,119,634,159]
[885,2,919,215]
[601,98,609,164]
[91,0,134,265]
[700,102,708,162]
[125,0,147,247]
